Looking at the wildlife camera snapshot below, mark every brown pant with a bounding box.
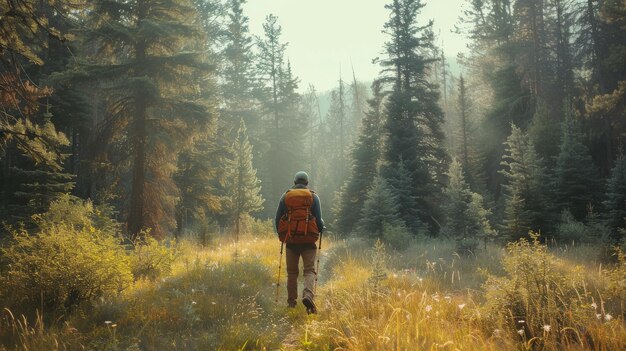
[286,248,316,305]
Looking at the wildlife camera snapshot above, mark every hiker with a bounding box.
[275,171,324,314]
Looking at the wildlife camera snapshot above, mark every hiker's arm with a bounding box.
[274,194,286,234]
[312,194,325,233]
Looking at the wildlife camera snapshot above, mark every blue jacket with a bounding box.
[274,184,325,236]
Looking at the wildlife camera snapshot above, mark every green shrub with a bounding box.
[130,234,177,281]
[0,224,132,312]
[455,236,479,254]
[556,210,597,244]
[382,223,412,250]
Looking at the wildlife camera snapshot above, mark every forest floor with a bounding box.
[1,231,625,350]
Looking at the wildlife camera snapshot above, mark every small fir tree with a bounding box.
[355,176,404,239]
[224,120,264,241]
[553,109,600,221]
[442,159,496,248]
[499,124,550,240]
[603,152,626,243]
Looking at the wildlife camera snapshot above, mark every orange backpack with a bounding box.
[277,189,320,243]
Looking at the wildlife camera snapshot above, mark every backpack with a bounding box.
[277,189,320,243]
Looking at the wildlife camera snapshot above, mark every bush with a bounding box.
[0,224,133,313]
[382,223,412,250]
[556,210,596,243]
[130,234,177,281]
[455,236,479,255]
[33,194,122,235]
[482,232,598,346]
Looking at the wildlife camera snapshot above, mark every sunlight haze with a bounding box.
[244,0,468,92]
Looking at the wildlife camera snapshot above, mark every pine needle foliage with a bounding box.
[335,80,385,235]
[355,176,404,239]
[499,124,550,241]
[223,119,264,240]
[380,0,448,229]
[78,0,215,238]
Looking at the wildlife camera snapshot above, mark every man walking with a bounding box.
[275,171,324,314]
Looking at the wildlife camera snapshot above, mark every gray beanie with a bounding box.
[294,171,309,184]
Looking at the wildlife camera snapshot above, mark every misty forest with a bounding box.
[1,0,626,350]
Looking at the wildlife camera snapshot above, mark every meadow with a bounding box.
[1,223,624,351]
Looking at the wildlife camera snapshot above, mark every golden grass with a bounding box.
[1,232,624,351]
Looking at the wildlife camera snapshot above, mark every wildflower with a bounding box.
[111,324,117,328]
[543,325,551,333]
[425,305,433,312]
[458,303,466,310]
[591,302,597,309]
[517,329,524,336]
[605,314,613,321]
[191,288,195,293]
[105,321,112,325]
[596,313,602,320]
[444,295,452,303]
[518,320,525,324]
[211,302,216,305]
[492,329,501,337]
[191,301,197,305]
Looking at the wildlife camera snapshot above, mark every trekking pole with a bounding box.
[314,231,323,294]
[275,241,284,303]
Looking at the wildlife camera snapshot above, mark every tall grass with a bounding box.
[1,231,624,350]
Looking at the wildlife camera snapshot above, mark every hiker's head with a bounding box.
[294,171,309,185]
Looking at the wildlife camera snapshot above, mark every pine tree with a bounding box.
[499,124,550,240]
[553,108,600,221]
[380,0,448,230]
[355,176,404,239]
[603,151,626,243]
[174,131,226,238]
[442,159,495,245]
[221,0,260,137]
[442,159,472,238]
[383,158,426,234]
[79,0,214,239]
[223,120,264,241]
[454,75,485,192]
[335,80,385,235]
[0,0,71,170]
[256,14,304,217]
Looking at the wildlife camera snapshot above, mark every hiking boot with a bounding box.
[302,297,317,314]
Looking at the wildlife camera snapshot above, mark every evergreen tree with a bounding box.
[79,0,214,239]
[174,131,226,238]
[499,124,549,240]
[603,152,626,243]
[223,120,264,241]
[355,176,404,238]
[442,159,472,238]
[221,0,260,138]
[256,15,304,217]
[553,108,600,221]
[383,158,426,234]
[454,75,485,192]
[335,80,385,235]
[380,0,448,230]
[442,159,495,245]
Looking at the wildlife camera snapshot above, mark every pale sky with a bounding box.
[244,0,468,92]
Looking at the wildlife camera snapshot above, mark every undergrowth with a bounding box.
[0,229,624,351]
